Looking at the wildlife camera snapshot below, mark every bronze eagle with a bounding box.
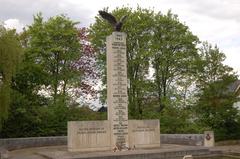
[98,10,127,32]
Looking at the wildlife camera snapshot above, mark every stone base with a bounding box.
[68,147,110,152]
[68,119,160,152]
[68,121,111,152]
[129,120,160,149]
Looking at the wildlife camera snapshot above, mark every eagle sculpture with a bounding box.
[98,10,127,32]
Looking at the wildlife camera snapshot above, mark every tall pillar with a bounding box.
[107,32,128,149]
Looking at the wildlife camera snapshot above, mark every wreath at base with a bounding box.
[205,134,211,140]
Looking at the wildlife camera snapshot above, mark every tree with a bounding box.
[0,25,22,128]
[151,11,199,112]
[26,13,82,105]
[195,42,240,140]
[196,75,240,140]
[0,14,103,137]
[70,27,99,104]
[196,42,235,87]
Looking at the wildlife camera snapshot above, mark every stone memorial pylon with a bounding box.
[67,11,160,152]
[107,32,128,149]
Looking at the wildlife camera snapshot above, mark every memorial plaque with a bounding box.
[68,121,111,152]
[107,32,128,149]
[204,131,214,147]
[129,120,160,148]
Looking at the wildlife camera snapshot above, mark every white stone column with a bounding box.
[107,32,128,149]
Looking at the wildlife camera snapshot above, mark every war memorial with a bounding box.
[68,11,160,152]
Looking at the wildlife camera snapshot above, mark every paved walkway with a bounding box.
[210,145,240,156]
[7,144,240,159]
[8,146,66,159]
[8,144,193,159]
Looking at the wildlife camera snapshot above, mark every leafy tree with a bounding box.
[195,43,240,140]
[151,11,199,112]
[26,13,82,105]
[0,15,100,137]
[160,105,203,133]
[196,76,240,140]
[0,25,22,128]
[16,19,98,107]
[71,27,99,103]
[196,42,235,88]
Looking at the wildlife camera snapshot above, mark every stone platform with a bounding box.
[9,144,212,159]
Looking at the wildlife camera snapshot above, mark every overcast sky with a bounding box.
[1,0,240,76]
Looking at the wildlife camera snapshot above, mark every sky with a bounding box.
[1,0,240,76]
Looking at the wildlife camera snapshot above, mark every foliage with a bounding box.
[26,13,82,104]
[0,95,106,137]
[194,43,240,140]
[196,77,240,140]
[196,42,235,88]
[160,106,203,134]
[0,14,100,137]
[152,11,199,112]
[71,27,99,101]
[0,26,22,129]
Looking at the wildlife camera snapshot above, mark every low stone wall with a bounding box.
[215,140,240,146]
[0,134,204,150]
[0,136,66,150]
[161,134,204,146]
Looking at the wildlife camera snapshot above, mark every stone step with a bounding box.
[37,147,211,159]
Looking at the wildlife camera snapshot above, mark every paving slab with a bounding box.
[9,144,240,159]
[9,144,209,159]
